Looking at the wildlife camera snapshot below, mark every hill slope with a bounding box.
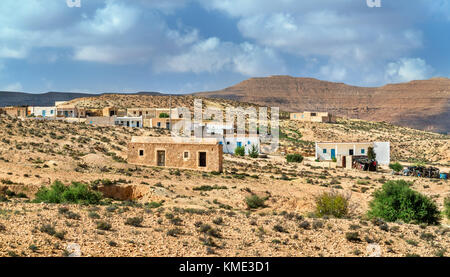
[195,76,450,133]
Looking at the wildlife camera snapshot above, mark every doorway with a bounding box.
[157,150,166,166]
[349,149,354,155]
[199,152,207,167]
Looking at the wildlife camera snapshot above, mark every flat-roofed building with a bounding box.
[128,136,223,172]
[290,111,336,123]
[315,141,390,166]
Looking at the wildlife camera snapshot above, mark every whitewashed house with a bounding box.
[315,141,390,165]
[27,106,56,117]
[115,116,143,128]
[218,134,260,155]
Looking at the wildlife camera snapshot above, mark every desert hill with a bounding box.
[0,91,163,107]
[195,76,450,134]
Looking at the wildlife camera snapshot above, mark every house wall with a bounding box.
[315,142,390,165]
[144,118,184,128]
[103,107,118,117]
[217,136,260,155]
[128,141,223,172]
[28,106,56,117]
[316,142,373,160]
[115,117,143,128]
[4,107,28,117]
[86,116,116,126]
[290,112,335,123]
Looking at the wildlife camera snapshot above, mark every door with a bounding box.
[199,152,207,167]
[349,149,354,155]
[42,110,46,117]
[237,142,242,147]
[342,156,346,168]
[331,149,336,159]
[157,150,165,166]
[136,121,140,128]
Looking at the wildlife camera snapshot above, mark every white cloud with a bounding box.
[2,82,23,91]
[385,58,433,83]
[319,65,347,81]
[156,38,286,76]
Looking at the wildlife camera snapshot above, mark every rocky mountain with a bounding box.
[194,76,450,134]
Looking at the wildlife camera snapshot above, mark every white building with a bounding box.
[218,134,260,155]
[115,116,143,128]
[27,106,56,117]
[315,142,390,165]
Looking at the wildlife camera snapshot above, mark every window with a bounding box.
[139,150,144,156]
[226,141,230,145]
[361,149,365,154]
[248,141,251,145]
[219,141,223,145]
[237,142,242,147]
[323,149,327,154]
[294,114,297,118]
[50,110,54,114]
[311,113,317,116]
[184,151,189,159]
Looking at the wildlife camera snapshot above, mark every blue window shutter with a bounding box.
[323,149,327,154]
[361,149,365,154]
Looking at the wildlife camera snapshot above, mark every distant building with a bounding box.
[128,136,223,172]
[217,134,260,155]
[115,116,143,128]
[27,106,56,117]
[103,106,119,117]
[315,142,390,166]
[2,106,28,117]
[86,116,116,126]
[290,111,336,123]
[143,118,184,129]
[55,102,85,118]
[127,108,180,119]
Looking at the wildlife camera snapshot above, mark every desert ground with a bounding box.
[0,107,449,257]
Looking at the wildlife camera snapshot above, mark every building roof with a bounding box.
[131,136,219,145]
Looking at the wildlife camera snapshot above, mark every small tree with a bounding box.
[367,146,376,161]
[389,162,403,173]
[234,146,245,156]
[159,112,169,118]
[249,144,259,158]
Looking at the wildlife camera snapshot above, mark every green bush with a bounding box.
[33,181,102,205]
[159,113,169,118]
[444,197,450,219]
[286,153,303,163]
[234,146,245,156]
[245,195,266,209]
[248,144,259,158]
[368,180,441,225]
[389,162,404,172]
[315,191,349,218]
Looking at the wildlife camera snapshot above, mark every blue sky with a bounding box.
[0,0,449,94]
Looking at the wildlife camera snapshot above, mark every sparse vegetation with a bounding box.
[286,153,303,163]
[34,181,103,205]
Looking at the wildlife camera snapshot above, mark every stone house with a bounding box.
[315,142,390,166]
[3,106,28,117]
[290,111,336,123]
[128,136,223,172]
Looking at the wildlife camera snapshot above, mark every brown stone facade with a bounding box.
[3,106,28,117]
[128,137,223,172]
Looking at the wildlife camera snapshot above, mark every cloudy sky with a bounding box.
[0,0,449,94]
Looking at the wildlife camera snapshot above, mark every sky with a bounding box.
[0,0,449,94]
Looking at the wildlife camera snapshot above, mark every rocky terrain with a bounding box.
[0,104,448,257]
[195,76,450,134]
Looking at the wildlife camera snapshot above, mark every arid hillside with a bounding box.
[0,113,448,257]
[195,76,450,134]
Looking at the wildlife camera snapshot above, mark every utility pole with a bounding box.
[169,95,172,132]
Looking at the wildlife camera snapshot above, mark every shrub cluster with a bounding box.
[368,180,440,225]
[389,162,404,172]
[33,181,103,205]
[234,146,245,156]
[314,190,349,218]
[286,154,303,163]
